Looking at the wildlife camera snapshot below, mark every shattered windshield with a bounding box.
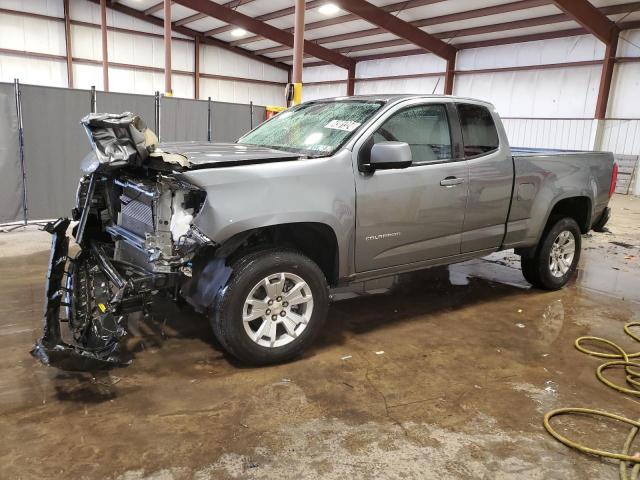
[238,100,383,156]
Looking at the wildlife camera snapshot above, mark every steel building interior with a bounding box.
[1,0,640,479]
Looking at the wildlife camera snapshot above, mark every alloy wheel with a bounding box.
[242,272,314,348]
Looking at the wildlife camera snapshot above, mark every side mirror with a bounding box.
[370,142,412,170]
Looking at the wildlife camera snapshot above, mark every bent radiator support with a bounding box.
[31,218,169,371]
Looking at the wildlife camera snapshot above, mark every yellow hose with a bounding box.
[543,323,640,479]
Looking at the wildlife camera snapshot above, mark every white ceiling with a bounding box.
[117,0,640,65]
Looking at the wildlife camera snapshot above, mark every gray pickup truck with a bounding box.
[33,95,617,371]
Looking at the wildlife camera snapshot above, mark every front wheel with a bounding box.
[210,249,329,365]
[520,217,582,290]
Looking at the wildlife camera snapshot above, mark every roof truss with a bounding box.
[552,0,620,43]
[87,0,288,70]
[326,0,456,60]
[230,0,446,47]
[172,0,354,69]
[89,0,640,71]
[269,1,639,63]
[254,0,550,56]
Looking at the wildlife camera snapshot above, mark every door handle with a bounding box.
[440,176,465,187]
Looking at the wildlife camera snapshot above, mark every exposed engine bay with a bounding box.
[32,113,213,371]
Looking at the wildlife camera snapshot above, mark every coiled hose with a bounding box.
[544,322,640,480]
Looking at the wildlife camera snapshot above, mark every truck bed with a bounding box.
[503,147,614,250]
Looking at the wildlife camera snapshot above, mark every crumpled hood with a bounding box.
[80,112,301,173]
[156,141,302,168]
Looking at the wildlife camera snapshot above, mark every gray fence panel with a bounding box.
[20,85,92,220]
[0,82,269,222]
[210,101,255,142]
[0,83,23,223]
[97,91,155,128]
[160,97,209,142]
[252,105,266,131]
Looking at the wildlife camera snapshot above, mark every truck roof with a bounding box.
[312,94,496,109]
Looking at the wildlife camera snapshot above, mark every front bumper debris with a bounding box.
[31,218,170,371]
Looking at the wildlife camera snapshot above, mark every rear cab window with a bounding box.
[456,103,499,158]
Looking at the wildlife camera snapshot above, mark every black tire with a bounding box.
[520,217,582,290]
[210,249,329,365]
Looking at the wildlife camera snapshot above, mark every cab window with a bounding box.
[362,104,452,165]
[457,103,499,158]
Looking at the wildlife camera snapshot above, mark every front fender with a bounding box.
[177,150,356,279]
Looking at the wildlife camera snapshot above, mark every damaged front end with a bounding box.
[32,113,211,371]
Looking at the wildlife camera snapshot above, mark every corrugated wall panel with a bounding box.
[0,10,66,55]
[2,0,287,103]
[355,76,445,96]
[302,83,346,102]
[601,120,640,155]
[501,119,594,150]
[0,54,67,87]
[454,66,601,118]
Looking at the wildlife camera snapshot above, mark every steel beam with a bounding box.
[100,0,109,91]
[145,1,169,15]
[595,34,619,119]
[552,0,619,44]
[551,1,621,119]
[177,0,257,28]
[63,0,73,88]
[320,0,456,60]
[174,12,206,26]
[444,54,455,95]
[205,0,324,36]
[347,63,356,96]
[269,2,640,61]
[231,0,446,47]
[254,0,550,55]
[292,0,305,84]
[351,28,588,62]
[172,0,354,69]
[194,36,200,99]
[164,0,172,95]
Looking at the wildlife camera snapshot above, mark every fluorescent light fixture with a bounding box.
[318,3,340,15]
[231,28,247,37]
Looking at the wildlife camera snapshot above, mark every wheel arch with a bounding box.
[222,222,340,287]
[517,195,591,258]
[182,222,340,313]
[544,196,593,235]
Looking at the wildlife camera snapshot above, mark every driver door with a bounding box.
[353,102,469,272]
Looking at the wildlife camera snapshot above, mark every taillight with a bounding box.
[609,162,618,198]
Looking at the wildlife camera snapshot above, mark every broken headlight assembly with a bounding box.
[32,114,211,371]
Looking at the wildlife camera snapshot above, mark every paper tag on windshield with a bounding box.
[324,120,361,132]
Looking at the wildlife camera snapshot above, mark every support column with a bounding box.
[347,63,355,96]
[164,0,172,96]
[444,53,456,95]
[588,118,605,151]
[194,36,200,100]
[291,0,305,105]
[595,34,618,120]
[100,0,109,91]
[63,0,73,88]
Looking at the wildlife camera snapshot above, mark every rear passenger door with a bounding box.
[353,101,469,272]
[456,103,513,252]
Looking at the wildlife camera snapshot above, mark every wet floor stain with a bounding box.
[0,196,639,479]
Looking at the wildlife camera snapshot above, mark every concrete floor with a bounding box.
[1,195,639,480]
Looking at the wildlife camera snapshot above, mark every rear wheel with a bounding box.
[210,249,329,365]
[521,217,581,290]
